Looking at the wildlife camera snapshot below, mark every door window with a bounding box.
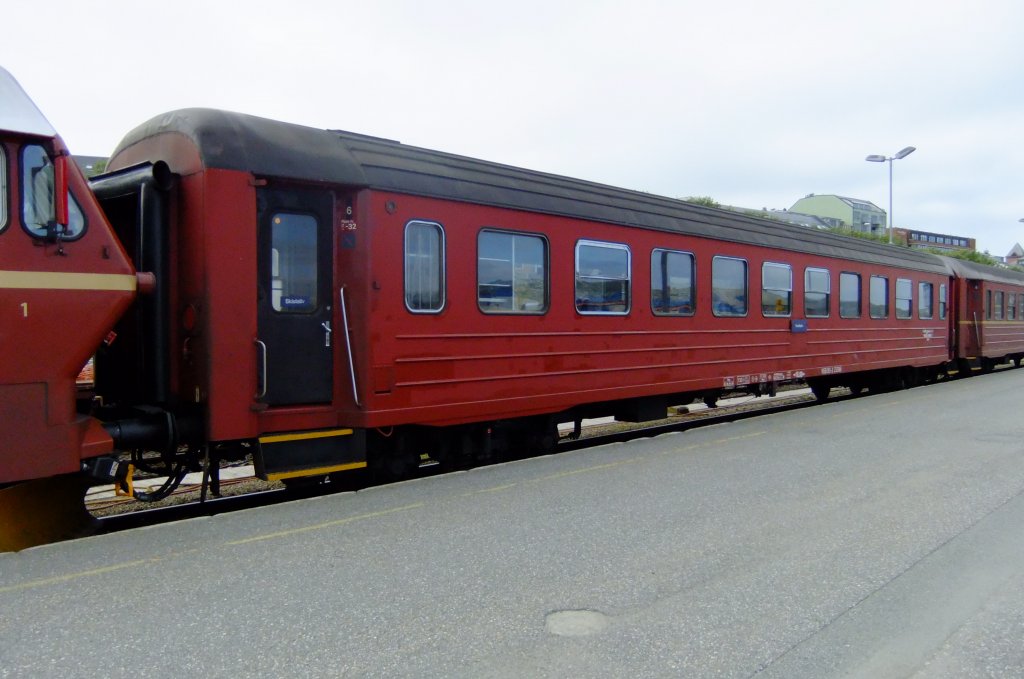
[270,212,318,313]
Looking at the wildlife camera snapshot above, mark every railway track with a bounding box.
[94,387,825,536]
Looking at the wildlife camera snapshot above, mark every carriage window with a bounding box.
[840,272,861,318]
[986,290,992,319]
[0,146,7,232]
[575,240,630,314]
[761,262,792,317]
[405,220,445,312]
[712,256,748,317]
[1010,294,1018,321]
[20,144,85,239]
[651,249,695,315]
[805,268,830,318]
[478,230,547,314]
[994,291,1004,320]
[939,284,947,319]
[919,282,934,319]
[870,275,889,319]
[270,213,318,313]
[895,278,912,319]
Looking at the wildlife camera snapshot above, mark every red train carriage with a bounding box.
[98,108,954,481]
[0,68,138,547]
[940,256,1024,372]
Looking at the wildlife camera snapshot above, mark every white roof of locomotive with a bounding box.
[0,66,56,137]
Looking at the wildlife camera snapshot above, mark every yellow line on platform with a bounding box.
[225,503,425,546]
[533,458,643,482]
[0,558,153,594]
[460,483,519,497]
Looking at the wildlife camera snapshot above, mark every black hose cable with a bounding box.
[133,464,189,502]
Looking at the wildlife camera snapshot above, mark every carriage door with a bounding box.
[256,187,334,405]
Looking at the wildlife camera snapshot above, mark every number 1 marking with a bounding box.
[20,302,28,317]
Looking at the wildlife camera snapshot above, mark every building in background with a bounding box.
[897,229,975,252]
[1005,244,1024,266]
[789,194,885,234]
[787,193,976,252]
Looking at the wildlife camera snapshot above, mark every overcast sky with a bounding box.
[4,0,1022,254]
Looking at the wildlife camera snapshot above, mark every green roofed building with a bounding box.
[790,194,886,235]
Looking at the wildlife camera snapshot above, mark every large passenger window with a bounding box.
[805,268,830,318]
[651,249,695,315]
[761,262,792,317]
[939,284,947,320]
[20,144,85,239]
[919,282,934,319]
[840,272,861,318]
[895,278,912,319]
[477,230,547,314]
[405,220,445,312]
[575,240,630,314]
[994,291,1004,320]
[712,256,747,317]
[1009,294,1017,321]
[270,213,318,313]
[870,275,889,319]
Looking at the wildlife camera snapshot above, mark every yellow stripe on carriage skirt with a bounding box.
[258,428,354,444]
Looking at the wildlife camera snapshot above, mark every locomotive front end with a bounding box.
[0,67,138,550]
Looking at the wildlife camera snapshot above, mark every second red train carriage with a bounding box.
[99,108,956,479]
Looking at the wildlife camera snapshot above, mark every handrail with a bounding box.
[339,286,361,406]
[254,339,268,399]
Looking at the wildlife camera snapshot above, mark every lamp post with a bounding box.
[865,146,916,244]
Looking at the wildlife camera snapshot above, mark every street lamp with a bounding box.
[865,146,916,244]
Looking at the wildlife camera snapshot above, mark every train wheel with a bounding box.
[0,475,96,552]
[810,382,830,402]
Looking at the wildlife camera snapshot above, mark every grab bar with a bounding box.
[339,286,361,406]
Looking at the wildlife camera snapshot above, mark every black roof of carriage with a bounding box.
[936,255,1024,286]
[113,108,956,274]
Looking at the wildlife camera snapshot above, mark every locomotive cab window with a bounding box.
[804,268,830,318]
[761,262,792,317]
[405,220,445,313]
[895,278,912,319]
[575,240,630,314]
[0,146,7,232]
[270,213,318,312]
[20,144,85,240]
[712,256,748,317]
[870,275,888,319]
[919,282,934,319]
[840,272,861,318]
[651,249,695,315]
[478,230,548,314]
